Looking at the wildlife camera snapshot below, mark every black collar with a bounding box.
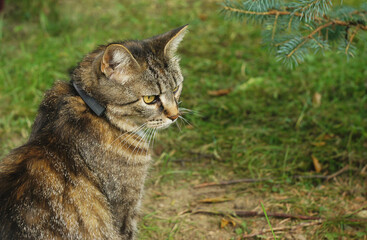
[72,82,106,117]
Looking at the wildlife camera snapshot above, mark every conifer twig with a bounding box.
[345,26,359,55]
[223,6,305,17]
[272,12,280,41]
[287,21,334,58]
[223,6,367,30]
[310,36,324,48]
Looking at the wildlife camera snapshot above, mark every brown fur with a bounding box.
[0,25,188,239]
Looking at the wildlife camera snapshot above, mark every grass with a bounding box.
[1,0,366,239]
[261,202,277,239]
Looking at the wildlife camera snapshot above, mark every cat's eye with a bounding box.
[143,95,157,104]
[173,86,179,93]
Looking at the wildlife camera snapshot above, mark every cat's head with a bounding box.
[75,25,188,132]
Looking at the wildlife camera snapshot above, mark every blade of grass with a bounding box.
[261,201,277,240]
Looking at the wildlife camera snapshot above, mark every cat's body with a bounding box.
[0,26,187,239]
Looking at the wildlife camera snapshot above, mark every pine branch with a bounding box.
[223,6,367,30]
[223,0,367,67]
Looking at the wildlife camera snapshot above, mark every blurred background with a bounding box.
[0,0,366,239]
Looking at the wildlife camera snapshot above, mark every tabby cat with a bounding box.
[0,25,188,239]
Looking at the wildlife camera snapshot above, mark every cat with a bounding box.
[0,25,188,240]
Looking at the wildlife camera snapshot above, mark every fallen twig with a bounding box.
[194,165,351,188]
[198,197,234,203]
[190,209,367,223]
[236,211,321,220]
[191,210,321,220]
[172,152,216,163]
[325,164,350,180]
[242,220,323,238]
[172,158,198,163]
[194,178,271,188]
[207,88,232,96]
[294,164,350,181]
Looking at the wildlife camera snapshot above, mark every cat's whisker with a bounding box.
[151,128,158,149]
[116,129,150,162]
[115,130,148,158]
[115,124,147,146]
[127,127,152,163]
[142,128,156,161]
[101,123,147,156]
[146,128,154,148]
[176,121,182,132]
[126,129,144,163]
[175,119,182,132]
[179,107,200,116]
[116,124,148,150]
[125,127,150,159]
[126,128,147,160]
[178,115,193,128]
[137,127,154,161]
[134,132,148,162]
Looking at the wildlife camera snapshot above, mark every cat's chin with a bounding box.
[154,124,171,130]
[147,122,173,130]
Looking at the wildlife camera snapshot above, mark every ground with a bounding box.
[1,0,366,239]
[139,147,367,239]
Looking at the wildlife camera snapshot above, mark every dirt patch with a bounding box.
[142,180,238,240]
[141,173,367,239]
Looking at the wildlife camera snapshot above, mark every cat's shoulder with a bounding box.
[39,80,90,118]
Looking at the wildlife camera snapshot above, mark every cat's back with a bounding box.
[0,82,119,239]
[0,146,118,240]
[0,143,62,239]
[0,81,71,220]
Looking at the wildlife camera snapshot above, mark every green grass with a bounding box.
[261,202,277,239]
[1,0,366,239]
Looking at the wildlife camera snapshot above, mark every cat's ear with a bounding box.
[101,44,140,78]
[163,25,188,58]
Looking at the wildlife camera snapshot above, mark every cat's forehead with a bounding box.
[131,57,182,95]
[137,72,182,96]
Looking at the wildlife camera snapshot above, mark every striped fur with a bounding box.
[0,25,188,239]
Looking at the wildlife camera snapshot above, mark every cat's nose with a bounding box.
[161,94,179,121]
[167,114,179,121]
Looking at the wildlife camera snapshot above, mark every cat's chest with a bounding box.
[103,157,150,199]
[80,126,152,207]
[89,142,151,201]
